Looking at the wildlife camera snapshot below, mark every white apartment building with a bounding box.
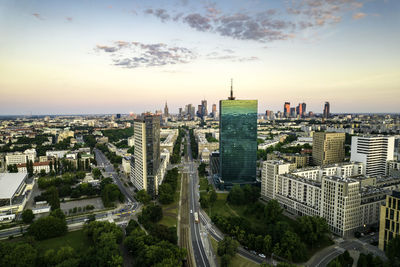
[350,136,395,177]
[261,161,390,237]
[128,136,135,147]
[5,149,37,166]
[46,150,68,159]
[131,122,147,191]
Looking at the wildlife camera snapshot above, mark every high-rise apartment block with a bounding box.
[261,161,396,237]
[131,115,160,196]
[351,136,395,177]
[379,191,400,251]
[312,132,345,166]
[219,85,257,187]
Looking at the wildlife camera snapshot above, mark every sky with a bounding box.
[0,0,399,115]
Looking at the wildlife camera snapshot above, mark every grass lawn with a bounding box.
[36,230,90,254]
[209,235,259,267]
[199,177,209,191]
[159,174,181,228]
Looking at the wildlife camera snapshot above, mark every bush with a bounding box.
[22,209,35,224]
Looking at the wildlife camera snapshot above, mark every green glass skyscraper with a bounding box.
[219,83,257,187]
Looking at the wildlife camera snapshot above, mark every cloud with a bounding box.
[66,17,73,22]
[32,13,43,20]
[183,13,212,31]
[353,12,367,19]
[206,49,259,62]
[145,8,170,22]
[95,41,197,68]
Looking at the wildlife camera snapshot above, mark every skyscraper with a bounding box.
[284,102,290,117]
[312,132,345,166]
[301,102,307,117]
[212,104,217,116]
[323,102,330,119]
[131,115,160,197]
[164,102,169,117]
[296,103,302,117]
[201,99,208,117]
[350,135,395,177]
[219,82,257,188]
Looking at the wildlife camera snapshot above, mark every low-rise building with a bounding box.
[0,173,32,216]
[17,161,51,174]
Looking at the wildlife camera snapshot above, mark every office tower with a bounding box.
[201,99,208,117]
[283,102,290,117]
[379,191,400,251]
[131,115,160,197]
[290,107,296,118]
[178,107,182,117]
[219,82,257,187]
[265,110,273,120]
[296,103,302,117]
[197,105,202,117]
[212,104,217,116]
[301,103,306,117]
[164,102,169,117]
[312,132,345,166]
[116,114,121,119]
[323,102,330,119]
[190,106,195,119]
[351,136,395,177]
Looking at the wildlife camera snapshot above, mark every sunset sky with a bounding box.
[0,0,399,115]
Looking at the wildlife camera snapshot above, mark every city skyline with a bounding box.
[1,0,399,115]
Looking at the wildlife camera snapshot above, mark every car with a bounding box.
[259,254,266,258]
[190,209,193,214]
[250,250,257,255]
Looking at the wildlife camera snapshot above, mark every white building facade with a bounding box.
[350,136,395,177]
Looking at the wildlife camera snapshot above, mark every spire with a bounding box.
[228,78,235,100]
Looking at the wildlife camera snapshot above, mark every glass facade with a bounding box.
[219,99,257,186]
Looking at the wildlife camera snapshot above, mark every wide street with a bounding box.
[185,132,211,267]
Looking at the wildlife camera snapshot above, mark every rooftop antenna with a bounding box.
[228,78,235,100]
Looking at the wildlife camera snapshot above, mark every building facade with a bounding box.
[350,136,395,177]
[219,98,257,187]
[131,115,160,196]
[261,161,392,237]
[379,191,400,251]
[312,132,345,166]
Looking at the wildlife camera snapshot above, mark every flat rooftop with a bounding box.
[0,173,27,199]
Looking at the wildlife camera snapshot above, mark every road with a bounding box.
[93,148,139,211]
[308,234,387,267]
[185,132,211,267]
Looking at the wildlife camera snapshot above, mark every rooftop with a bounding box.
[0,173,27,199]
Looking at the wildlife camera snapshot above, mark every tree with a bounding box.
[0,243,37,267]
[209,190,217,206]
[386,235,400,266]
[27,160,34,177]
[264,199,283,224]
[7,164,18,173]
[47,186,60,210]
[158,183,174,204]
[297,216,330,248]
[28,216,67,240]
[279,230,307,262]
[50,208,66,220]
[263,235,272,255]
[227,185,244,205]
[136,189,151,204]
[22,209,35,224]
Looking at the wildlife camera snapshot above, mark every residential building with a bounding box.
[261,161,394,237]
[312,132,345,166]
[388,160,400,177]
[5,149,36,166]
[379,191,400,251]
[219,85,257,187]
[17,161,51,174]
[131,115,160,196]
[351,136,395,177]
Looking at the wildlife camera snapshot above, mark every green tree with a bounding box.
[227,185,244,205]
[209,190,217,206]
[158,183,174,204]
[264,199,283,224]
[50,208,66,220]
[28,216,67,240]
[297,216,330,248]
[47,186,60,210]
[386,235,400,266]
[136,189,151,204]
[22,209,35,224]
[1,243,37,267]
[263,235,272,255]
